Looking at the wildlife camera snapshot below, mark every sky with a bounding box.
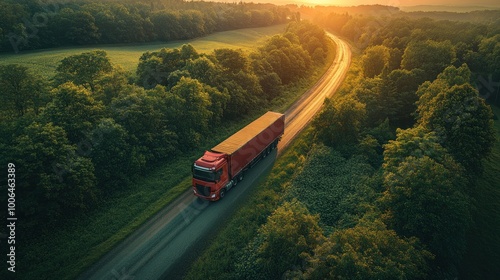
[258,0,500,7]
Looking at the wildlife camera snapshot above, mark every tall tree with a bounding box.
[42,82,104,144]
[361,45,389,78]
[54,50,113,92]
[0,64,48,118]
[312,96,366,147]
[236,200,323,279]
[13,122,96,224]
[290,220,432,280]
[109,86,178,164]
[416,65,494,175]
[401,40,455,81]
[382,126,471,277]
[381,155,470,277]
[167,77,212,148]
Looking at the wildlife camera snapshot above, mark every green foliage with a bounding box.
[401,40,456,81]
[236,199,323,279]
[459,105,500,279]
[381,126,472,276]
[382,127,452,174]
[312,96,366,147]
[42,82,104,144]
[0,24,287,79]
[378,68,425,127]
[12,122,96,224]
[289,145,375,228]
[417,65,495,174]
[289,219,432,280]
[381,155,471,277]
[0,17,336,279]
[168,77,213,148]
[214,48,249,74]
[88,118,136,190]
[109,85,178,163]
[0,64,49,118]
[361,45,390,78]
[54,50,113,91]
[0,0,291,52]
[285,20,328,62]
[260,34,312,84]
[477,34,500,78]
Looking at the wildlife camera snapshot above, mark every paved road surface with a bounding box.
[78,32,351,280]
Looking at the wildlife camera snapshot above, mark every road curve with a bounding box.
[279,33,351,151]
[78,32,351,280]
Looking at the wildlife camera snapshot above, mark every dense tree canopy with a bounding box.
[54,50,113,92]
[0,64,48,118]
[236,200,323,279]
[12,122,97,225]
[41,82,104,144]
[0,0,292,52]
[416,65,495,174]
[289,220,432,280]
[0,20,326,236]
[312,96,366,147]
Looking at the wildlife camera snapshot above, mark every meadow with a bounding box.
[0,24,286,78]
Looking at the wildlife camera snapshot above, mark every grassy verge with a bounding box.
[460,105,500,279]
[184,126,315,280]
[0,24,286,78]
[18,30,337,279]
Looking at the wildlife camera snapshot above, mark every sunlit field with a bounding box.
[0,24,285,78]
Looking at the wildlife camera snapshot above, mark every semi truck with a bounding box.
[192,111,285,201]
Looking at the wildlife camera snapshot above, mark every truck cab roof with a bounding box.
[194,151,226,169]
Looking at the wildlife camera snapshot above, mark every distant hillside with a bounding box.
[403,9,500,23]
[401,5,500,12]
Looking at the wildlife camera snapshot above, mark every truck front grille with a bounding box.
[196,184,211,197]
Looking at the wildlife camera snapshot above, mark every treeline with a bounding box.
[297,4,500,24]
[227,9,497,280]
[0,20,328,234]
[0,0,292,52]
[313,10,500,105]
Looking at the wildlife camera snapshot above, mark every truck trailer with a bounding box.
[192,111,285,201]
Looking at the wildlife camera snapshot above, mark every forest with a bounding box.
[186,6,499,280]
[1,2,499,279]
[0,0,294,52]
[0,19,328,241]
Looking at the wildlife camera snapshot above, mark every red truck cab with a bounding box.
[192,151,231,200]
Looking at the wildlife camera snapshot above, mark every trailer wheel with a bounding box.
[220,188,226,199]
[238,173,244,182]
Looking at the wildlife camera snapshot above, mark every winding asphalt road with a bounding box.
[78,32,351,280]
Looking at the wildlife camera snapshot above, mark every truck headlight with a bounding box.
[211,194,216,198]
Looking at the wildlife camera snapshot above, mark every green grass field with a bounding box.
[0,24,286,78]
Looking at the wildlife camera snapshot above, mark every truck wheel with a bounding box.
[238,173,244,182]
[220,188,226,199]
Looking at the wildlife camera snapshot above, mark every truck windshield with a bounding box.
[193,166,216,182]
